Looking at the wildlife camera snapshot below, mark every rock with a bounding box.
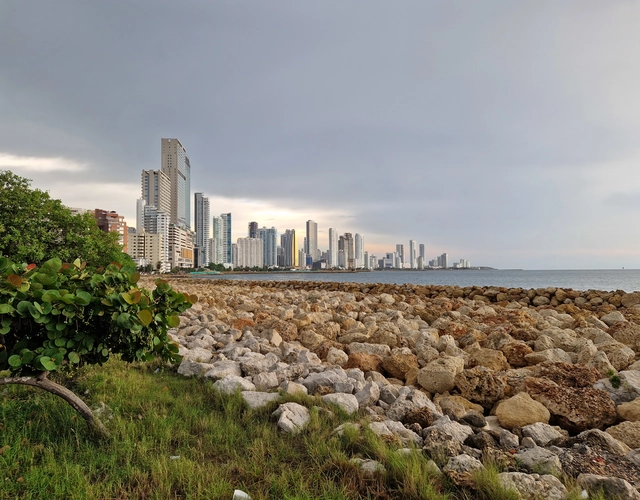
[532,296,550,306]
[242,391,281,409]
[577,474,640,500]
[501,341,534,368]
[574,429,632,456]
[301,369,348,394]
[618,397,640,421]
[601,311,627,326]
[495,392,550,429]
[521,422,567,447]
[350,458,386,477]
[621,292,640,308]
[606,421,640,449]
[524,348,573,365]
[333,422,361,436]
[368,420,422,447]
[443,454,483,487]
[466,346,510,371]
[177,359,214,377]
[272,402,310,434]
[498,472,568,500]
[534,362,600,388]
[609,322,640,352]
[382,351,419,380]
[514,446,562,475]
[416,356,465,394]
[212,375,256,395]
[525,377,617,433]
[252,372,279,391]
[181,347,214,363]
[326,347,348,366]
[460,410,486,429]
[454,366,508,410]
[426,415,474,444]
[347,342,391,358]
[321,393,359,415]
[204,360,243,380]
[279,381,308,396]
[344,352,384,373]
[405,406,439,428]
[354,381,381,408]
[594,370,640,404]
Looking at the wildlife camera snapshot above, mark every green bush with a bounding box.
[0,256,196,374]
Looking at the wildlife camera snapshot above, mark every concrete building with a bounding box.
[212,213,232,264]
[161,138,191,229]
[194,193,210,268]
[305,220,318,262]
[409,240,417,269]
[355,233,364,268]
[128,232,169,273]
[257,226,278,267]
[236,237,264,268]
[248,221,258,239]
[168,224,194,269]
[136,199,146,234]
[93,209,128,252]
[396,244,404,267]
[328,228,338,268]
[419,243,425,262]
[141,169,171,217]
[280,229,298,268]
[343,233,354,269]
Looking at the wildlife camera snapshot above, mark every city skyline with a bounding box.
[2,3,640,269]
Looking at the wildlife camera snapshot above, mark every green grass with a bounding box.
[0,359,519,499]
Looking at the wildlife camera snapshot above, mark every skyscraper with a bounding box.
[396,244,404,267]
[419,243,425,262]
[305,220,318,262]
[221,213,232,264]
[409,240,417,269]
[194,193,210,267]
[248,221,258,239]
[141,169,171,216]
[136,198,146,233]
[355,233,364,268]
[257,226,278,267]
[344,233,354,269]
[212,216,223,264]
[328,228,338,268]
[161,138,191,229]
[281,229,298,267]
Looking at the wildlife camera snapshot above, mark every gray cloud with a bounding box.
[1,1,640,269]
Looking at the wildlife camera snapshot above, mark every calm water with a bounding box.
[199,269,640,293]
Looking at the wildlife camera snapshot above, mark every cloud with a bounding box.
[0,153,86,173]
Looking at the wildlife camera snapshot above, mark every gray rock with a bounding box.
[379,384,400,404]
[301,369,348,393]
[252,372,280,391]
[577,474,640,500]
[368,420,423,447]
[239,352,279,376]
[350,458,386,477]
[514,446,562,475]
[601,311,627,326]
[355,381,381,408]
[204,360,243,380]
[181,347,213,363]
[521,422,567,447]
[428,415,474,443]
[321,393,359,415]
[279,380,308,396]
[212,375,256,395]
[177,359,214,377]
[272,402,310,434]
[443,454,484,487]
[242,391,281,409]
[498,472,568,500]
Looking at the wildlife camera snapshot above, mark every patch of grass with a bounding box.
[472,461,520,500]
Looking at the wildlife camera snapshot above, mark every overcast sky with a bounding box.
[1,1,639,269]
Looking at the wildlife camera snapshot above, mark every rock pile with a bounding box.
[151,278,640,499]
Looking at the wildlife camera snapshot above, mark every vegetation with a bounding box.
[0,256,196,435]
[0,170,129,268]
[0,358,533,500]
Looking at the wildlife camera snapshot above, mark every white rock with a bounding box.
[182,347,213,363]
[350,458,386,477]
[429,415,474,443]
[212,375,256,395]
[253,372,280,391]
[514,446,562,475]
[242,391,280,409]
[498,472,568,500]
[279,381,308,396]
[272,402,310,434]
[177,359,214,377]
[355,381,381,408]
[521,422,566,447]
[321,393,359,415]
[326,347,349,366]
[204,360,243,380]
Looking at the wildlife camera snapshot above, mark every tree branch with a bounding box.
[0,374,110,440]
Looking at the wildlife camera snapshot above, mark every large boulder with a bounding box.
[416,356,465,394]
[454,366,508,410]
[495,392,550,429]
[606,421,640,450]
[525,377,617,433]
[618,397,640,421]
[498,473,567,500]
[382,349,419,380]
[272,402,310,434]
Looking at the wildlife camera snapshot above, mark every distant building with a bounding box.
[237,237,264,268]
[248,221,258,239]
[355,233,364,268]
[396,244,404,266]
[257,226,278,267]
[328,228,338,268]
[212,213,232,264]
[419,243,425,262]
[168,225,194,269]
[409,240,417,269]
[161,138,190,228]
[306,220,318,262]
[141,169,171,216]
[281,229,298,267]
[93,209,128,252]
[128,232,169,273]
[194,193,210,267]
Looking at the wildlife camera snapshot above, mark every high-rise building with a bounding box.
[248,221,258,239]
[441,252,449,269]
[161,138,191,229]
[237,237,264,268]
[211,216,222,264]
[419,244,425,262]
[396,244,404,267]
[409,240,417,269]
[344,233,354,269]
[93,209,128,252]
[280,229,298,267]
[328,228,338,268]
[128,232,169,273]
[355,233,364,268]
[257,227,278,267]
[194,193,210,268]
[141,169,171,216]
[305,220,318,262]
[135,199,146,234]
[168,225,194,269]
[221,213,232,264]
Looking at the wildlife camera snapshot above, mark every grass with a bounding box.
[0,359,530,499]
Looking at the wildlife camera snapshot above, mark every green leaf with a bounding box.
[167,314,180,328]
[33,273,57,286]
[75,290,91,306]
[137,309,153,326]
[129,272,140,284]
[40,258,62,275]
[0,303,15,315]
[68,352,80,364]
[116,313,131,328]
[0,257,8,272]
[101,348,109,357]
[20,351,34,364]
[8,355,22,367]
[54,338,67,347]
[41,290,61,302]
[16,301,31,315]
[39,356,57,371]
[121,292,133,305]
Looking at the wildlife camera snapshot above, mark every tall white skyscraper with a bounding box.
[194,193,210,267]
[396,244,405,267]
[161,138,191,229]
[257,227,278,267]
[409,240,417,269]
[211,216,223,264]
[305,220,318,262]
[355,233,364,268]
[236,238,264,268]
[328,228,338,268]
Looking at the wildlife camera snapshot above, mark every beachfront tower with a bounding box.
[329,228,338,268]
[161,138,191,229]
[306,220,318,262]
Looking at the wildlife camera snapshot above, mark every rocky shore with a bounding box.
[150,278,640,499]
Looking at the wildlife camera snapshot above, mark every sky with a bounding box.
[1,1,640,270]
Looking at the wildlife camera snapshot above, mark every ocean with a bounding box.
[197,269,640,293]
